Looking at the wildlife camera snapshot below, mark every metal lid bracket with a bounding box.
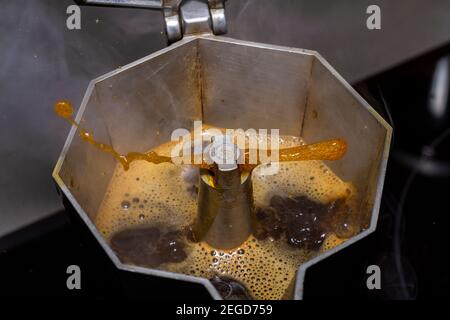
[83,0,227,43]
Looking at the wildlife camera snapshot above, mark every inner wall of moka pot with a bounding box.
[54,36,390,300]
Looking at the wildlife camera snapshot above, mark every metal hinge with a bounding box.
[83,0,227,43]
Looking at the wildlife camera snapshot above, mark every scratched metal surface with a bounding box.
[1,0,450,239]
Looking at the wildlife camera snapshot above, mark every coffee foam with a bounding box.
[95,135,354,300]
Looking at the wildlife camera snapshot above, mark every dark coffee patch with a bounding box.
[254,206,284,240]
[210,275,254,300]
[254,195,352,251]
[184,225,199,243]
[110,225,187,268]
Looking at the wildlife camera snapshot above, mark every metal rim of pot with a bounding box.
[53,0,393,300]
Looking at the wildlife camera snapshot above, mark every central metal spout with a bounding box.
[194,136,254,250]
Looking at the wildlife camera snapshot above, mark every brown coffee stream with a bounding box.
[240,139,347,172]
[55,100,347,171]
[55,101,173,171]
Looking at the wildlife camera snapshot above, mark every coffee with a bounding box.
[56,100,357,299]
[95,135,357,300]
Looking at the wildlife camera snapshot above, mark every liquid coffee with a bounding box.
[95,136,358,300]
[56,100,357,299]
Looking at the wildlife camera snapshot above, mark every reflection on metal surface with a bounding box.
[195,168,254,250]
[429,56,450,121]
[84,0,163,8]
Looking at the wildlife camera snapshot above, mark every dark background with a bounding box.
[1,0,450,300]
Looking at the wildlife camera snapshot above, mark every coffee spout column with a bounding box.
[195,136,254,250]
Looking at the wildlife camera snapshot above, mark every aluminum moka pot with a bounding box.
[53,0,392,300]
